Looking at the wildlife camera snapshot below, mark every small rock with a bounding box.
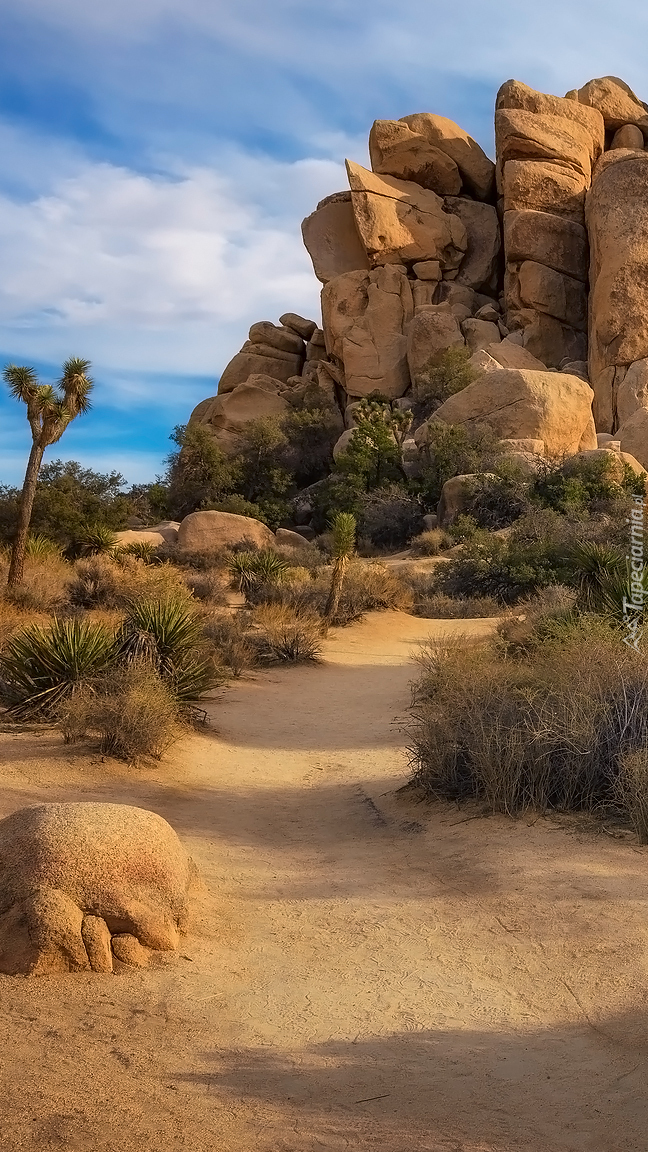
[279,313,318,340]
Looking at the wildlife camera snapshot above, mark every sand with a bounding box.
[1,609,648,1151]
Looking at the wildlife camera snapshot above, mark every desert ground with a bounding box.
[1,609,647,1151]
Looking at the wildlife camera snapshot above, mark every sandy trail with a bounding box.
[1,610,648,1151]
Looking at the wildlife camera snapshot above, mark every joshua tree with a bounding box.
[4,358,93,587]
[324,511,357,627]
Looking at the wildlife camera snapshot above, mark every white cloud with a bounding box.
[0,144,347,376]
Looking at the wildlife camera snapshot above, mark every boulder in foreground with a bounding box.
[0,803,197,975]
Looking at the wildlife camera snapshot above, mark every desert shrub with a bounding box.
[209,493,264,520]
[0,617,116,719]
[182,567,228,605]
[433,532,567,605]
[446,514,482,543]
[411,346,476,420]
[203,611,257,676]
[357,485,423,549]
[405,574,501,619]
[117,597,218,701]
[25,534,62,559]
[410,528,453,556]
[531,454,643,516]
[228,549,289,600]
[417,422,505,508]
[496,585,580,655]
[59,662,181,762]
[280,402,341,486]
[68,556,121,608]
[408,626,648,830]
[248,604,323,664]
[68,555,189,609]
[74,522,118,557]
[0,553,72,613]
[463,460,532,529]
[257,559,411,625]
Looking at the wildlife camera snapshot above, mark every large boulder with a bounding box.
[502,158,588,223]
[515,260,587,329]
[445,197,501,292]
[345,161,467,269]
[217,348,303,394]
[574,76,648,134]
[497,80,605,158]
[406,306,464,382]
[178,511,275,553]
[587,152,648,430]
[430,368,597,456]
[368,119,462,195]
[617,408,648,471]
[504,209,588,281]
[192,378,289,453]
[301,192,371,284]
[321,265,414,399]
[399,113,496,200]
[616,358,648,427]
[487,337,546,371]
[495,109,594,182]
[437,473,496,527]
[0,803,197,976]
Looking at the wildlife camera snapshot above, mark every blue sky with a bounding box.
[1,0,648,487]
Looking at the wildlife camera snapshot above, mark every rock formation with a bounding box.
[0,803,197,975]
[189,74,648,478]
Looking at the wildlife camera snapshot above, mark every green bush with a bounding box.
[117,597,219,702]
[433,531,567,605]
[0,617,116,719]
[531,453,643,516]
[357,485,423,549]
[228,549,289,600]
[0,461,136,549]
[416,422,505,508]
[411,346,476,420]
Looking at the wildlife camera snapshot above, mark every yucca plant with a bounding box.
[76,523,118,557]
[324,512,356,626]
[228,549,289,599]
[0,617,116,719]
[117,597,218,701]
[568,541,642,617]
[4,358,92,587]
[118,540,159,564]
[25,534,61,559]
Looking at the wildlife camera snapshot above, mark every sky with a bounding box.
[1,1,648,487]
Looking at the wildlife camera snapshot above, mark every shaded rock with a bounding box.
[332,428,356,460]
[616,358,648,427]
[422,513,438,530]
[502,159,588,223]
[368,119,462,195]
[500,437,545,454]
[567,446,647,482]
[461,318,501,353]
[322,265,414,399]
[412,260,441,280]
[618,408,648,471]
[399,112,496,200]
[346,161,467,269]
[302,191,371,284]
[587,152,648,430]
[248,321,304,355]
[178,511,274,552]
[560,360,589,380]
[487,337,546,371]
[217,349,303,394]
[274,528,313,549]
[445,197,501,292]
[516,261,587,329]
[475,303,501,323]
[597,433,615,446]
[431,368,596,456]
[412,281,438,309]
[504,209,588,281]
[407,307,464,382]
[576,76,648,134]
[193,380,289,454]
[611,124,645,150]
[520,313,587,369]
[0,803,195,976]
[279,313,318,340]
[437,474,495,526]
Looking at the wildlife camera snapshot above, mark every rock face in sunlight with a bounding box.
[0,803,198,975]
[187,73,648,493]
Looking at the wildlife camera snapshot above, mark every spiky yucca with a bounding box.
[119,540,158,563]
[228,549,289,599]
[4,358,93,587]
[0,617,116,719]
[25,534,62,559]
[118,597,218,701]
[77,522,118,557]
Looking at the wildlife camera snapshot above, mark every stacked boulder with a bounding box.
[188,75,648,487]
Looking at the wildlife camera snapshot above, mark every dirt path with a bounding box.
[1,609,648,1151]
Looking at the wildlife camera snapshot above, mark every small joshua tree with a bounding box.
[324,511,357,626]
[4,358,93,587]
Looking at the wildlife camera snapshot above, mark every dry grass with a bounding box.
[248,604,323,664]
[59,662,182,762]
[408,624,648,835]
[203,611,257,677]
[410,528,453,556]
[253,559,412,625]
[67,555,191,609]
[182,566,229,604]
[0,553,72,614]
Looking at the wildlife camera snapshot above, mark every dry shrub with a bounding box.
[408,584,501,619]
[203,611,256,676]
[253,559,411,625]
[68,555,191,609]
[0,553,72,614]
[59,662,181,762]
[410,528,453,556]
[182,567,228,604]
[616,751,648,843]
[248,604,323,664]
[408,624,648,827]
